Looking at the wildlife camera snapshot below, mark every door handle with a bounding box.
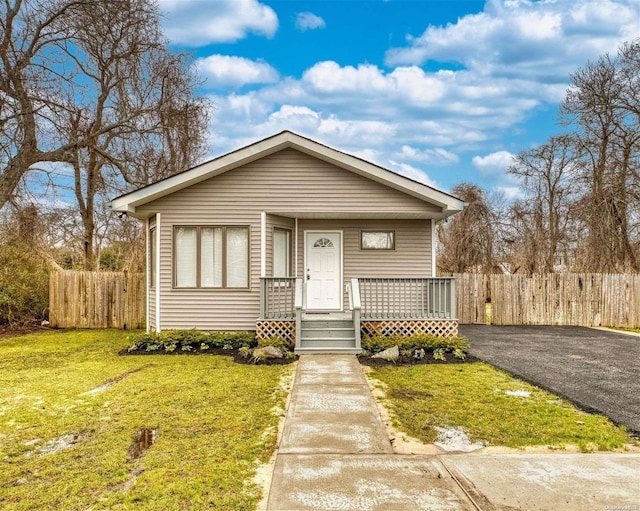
[307,269,310,280]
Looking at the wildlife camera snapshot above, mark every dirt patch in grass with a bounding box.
[0,323,51,339]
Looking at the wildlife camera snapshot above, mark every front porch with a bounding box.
[257,277,458,354]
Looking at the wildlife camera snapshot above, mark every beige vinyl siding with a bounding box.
[299,219,433,310]
[137,149,438,330]
[139,149,440,217]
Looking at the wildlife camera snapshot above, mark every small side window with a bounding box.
[361,231,395,250]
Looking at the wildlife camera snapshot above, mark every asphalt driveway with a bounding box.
[458,325,640,435]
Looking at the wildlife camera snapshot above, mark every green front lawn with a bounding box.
[0,330,289,510]
[369,363,635,452]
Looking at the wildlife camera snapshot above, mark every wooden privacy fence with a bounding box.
[49,271,146,329]
[452,273,640,328]
[49,271,639,329]
[453,273,489,325]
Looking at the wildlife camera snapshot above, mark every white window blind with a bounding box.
[175,227,197,287]
[226,227,249,287]
[273,229,290,277]
[201,227,222,287]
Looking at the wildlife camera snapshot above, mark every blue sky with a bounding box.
[157,0,640,198]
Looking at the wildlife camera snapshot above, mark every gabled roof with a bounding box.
[111,130,465,219]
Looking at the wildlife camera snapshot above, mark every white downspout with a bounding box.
[145,218,150,333]
[294,218,298,277]
[260,212,266,278]
[431,219,437,277]
[155,213,161,332]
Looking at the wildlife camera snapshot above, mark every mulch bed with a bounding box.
[122,347,297,365]
[358,352,479,367]
[122,348,478,366]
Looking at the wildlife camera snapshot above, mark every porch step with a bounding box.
[295,347,362,355]
[301,327,355,339]
[298,316,358,352]
[299,337,356,348]
[301,319,353,329]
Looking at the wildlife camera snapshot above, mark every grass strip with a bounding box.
[370,362,634,452]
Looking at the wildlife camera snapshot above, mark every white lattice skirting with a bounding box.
[361,320,459,338]
[256,320,295,345]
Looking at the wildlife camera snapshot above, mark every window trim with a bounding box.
[173,225,250,290]
[272,227,292,278]
[149,226,157,289]
[360,230,396,251]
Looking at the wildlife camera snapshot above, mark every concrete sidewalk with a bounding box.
[264,355,640,510]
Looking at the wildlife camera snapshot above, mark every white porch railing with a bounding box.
[358,277,456,320]
[260,277,300,319]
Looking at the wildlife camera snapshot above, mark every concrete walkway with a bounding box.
[264,355,640,510]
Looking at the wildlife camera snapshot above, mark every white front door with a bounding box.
[305,231,342,310]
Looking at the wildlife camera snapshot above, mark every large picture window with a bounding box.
[174,226,249,288]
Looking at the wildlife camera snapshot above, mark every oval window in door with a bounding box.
[313,238,334,248]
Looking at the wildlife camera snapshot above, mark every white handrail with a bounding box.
[294,278,303,310]
[350,279,361,350]
[294,278,303,350]
[351,278,361,311]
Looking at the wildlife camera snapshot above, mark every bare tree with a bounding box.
[437,182,499,274]
[561,39,640,272]
[0,0,80,208]
[507,135,579,274]
[0,0,210,269]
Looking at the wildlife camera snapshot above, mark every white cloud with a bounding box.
[157,0,278,45]
[295,12,326,31]
[472,151,516,175]
[194,0,638,197]
[388,161,439,188]
[195,55,279,88]
[495,186,523,201]
[385,0,640,82]
[396,145,460,166]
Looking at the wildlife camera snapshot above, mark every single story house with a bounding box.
[111,131,465,353]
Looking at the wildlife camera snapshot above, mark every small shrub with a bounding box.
[0,240,49,325]
[127,330,256,353]
[238,346,252,359]
[257,336,290,351]
[362,333,469,356]
[432,348,446,361]
[453,348,466,360]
